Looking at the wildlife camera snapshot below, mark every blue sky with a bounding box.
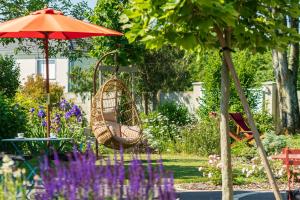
[71,0,96,8]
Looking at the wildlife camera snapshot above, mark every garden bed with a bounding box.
[175,182,290,191]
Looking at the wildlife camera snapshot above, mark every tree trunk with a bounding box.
[215,26,282,200]
[271,17,300,134]
[220,50,233,200]
[272,50,284,133]
[272,48,299,134]
[142,92,149,114]
[152,91,158,110]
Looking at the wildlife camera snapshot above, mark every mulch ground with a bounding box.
[175,182,294,191]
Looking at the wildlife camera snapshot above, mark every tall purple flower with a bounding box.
[38,109,46,118]
[37,149,175,200]
[71,105,81,117]
[65,111,72,120]
[59,98,69,111]
[41,120,47,127]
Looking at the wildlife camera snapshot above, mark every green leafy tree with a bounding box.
[0,55,19,98]
[123,1,300,199]
[69,65,94,101]
[88,0,192,113]
[196,49,273,116]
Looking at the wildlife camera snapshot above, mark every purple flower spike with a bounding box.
[38,109,46,118]
[71,105,81,117]
[29,108,35,113]
[37,148,175,200]
[59,98,69,110]
[41,120,47,127]
[65,111,72,120]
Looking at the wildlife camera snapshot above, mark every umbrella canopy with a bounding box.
[0,8,122,39]
[0,7,122,139]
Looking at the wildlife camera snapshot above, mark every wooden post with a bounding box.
[220,55,233,200]
[44,34,51,140]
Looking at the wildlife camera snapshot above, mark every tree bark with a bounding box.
[272,50,284,133]
[220,48,233,200]
[215,26,282,200]
[271,17,300,134]
[142,92,149,114]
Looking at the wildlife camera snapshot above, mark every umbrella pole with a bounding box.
[44,35,51,140]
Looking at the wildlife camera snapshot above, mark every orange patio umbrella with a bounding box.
[0,7,122,138]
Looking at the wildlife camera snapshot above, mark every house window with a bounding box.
[37,60,56,80]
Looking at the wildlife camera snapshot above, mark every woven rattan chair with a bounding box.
[91,77,142,149]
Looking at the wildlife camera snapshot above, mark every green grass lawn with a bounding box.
[122,153,208,184]
[20,152,284,185]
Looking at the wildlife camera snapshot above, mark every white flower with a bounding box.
[216,162,222,168]
[198,167,203,172]
[208,172,213,178]
[13,169,21,178]
[246,170,254,178]
[252,165,256,170]
[2,155,11,163]
[242,168,247,174]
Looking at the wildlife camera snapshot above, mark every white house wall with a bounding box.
[16,58,69,92]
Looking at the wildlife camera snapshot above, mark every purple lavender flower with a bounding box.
[59,98,69,110]
[37,149,175,200]
[29,108,35,113]
[38,109,46,118]
[54,114,61,124]
[71,105,81,117]
[76,116,82,122]
[65,111,72,120]
[41,120,47,127]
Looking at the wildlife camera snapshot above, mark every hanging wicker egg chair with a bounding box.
[91,77,142,149]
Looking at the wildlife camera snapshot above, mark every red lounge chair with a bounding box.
[229,112,254,142]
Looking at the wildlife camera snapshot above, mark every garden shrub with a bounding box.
[141,112,180,152]
[253,111,274,134]
[25,98,87,152]
[157,101,192,126]
[262,132,287,155]
[180,117,220,156]
[0,93,27,141]
[0,55,20,98]
[18,75,64,105]
[0,155,26,199]
[231,141,257,160]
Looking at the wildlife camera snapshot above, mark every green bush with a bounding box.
[262,132,287,155]
[17,75,64,105]
[25,99,87,152]
[141,112,180,152]
[157,101,192,126]
[0,55,20,98]
[179,117,220,156]
[253,111,274,133]
[0,93,27,140]
[231,141,257,159]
